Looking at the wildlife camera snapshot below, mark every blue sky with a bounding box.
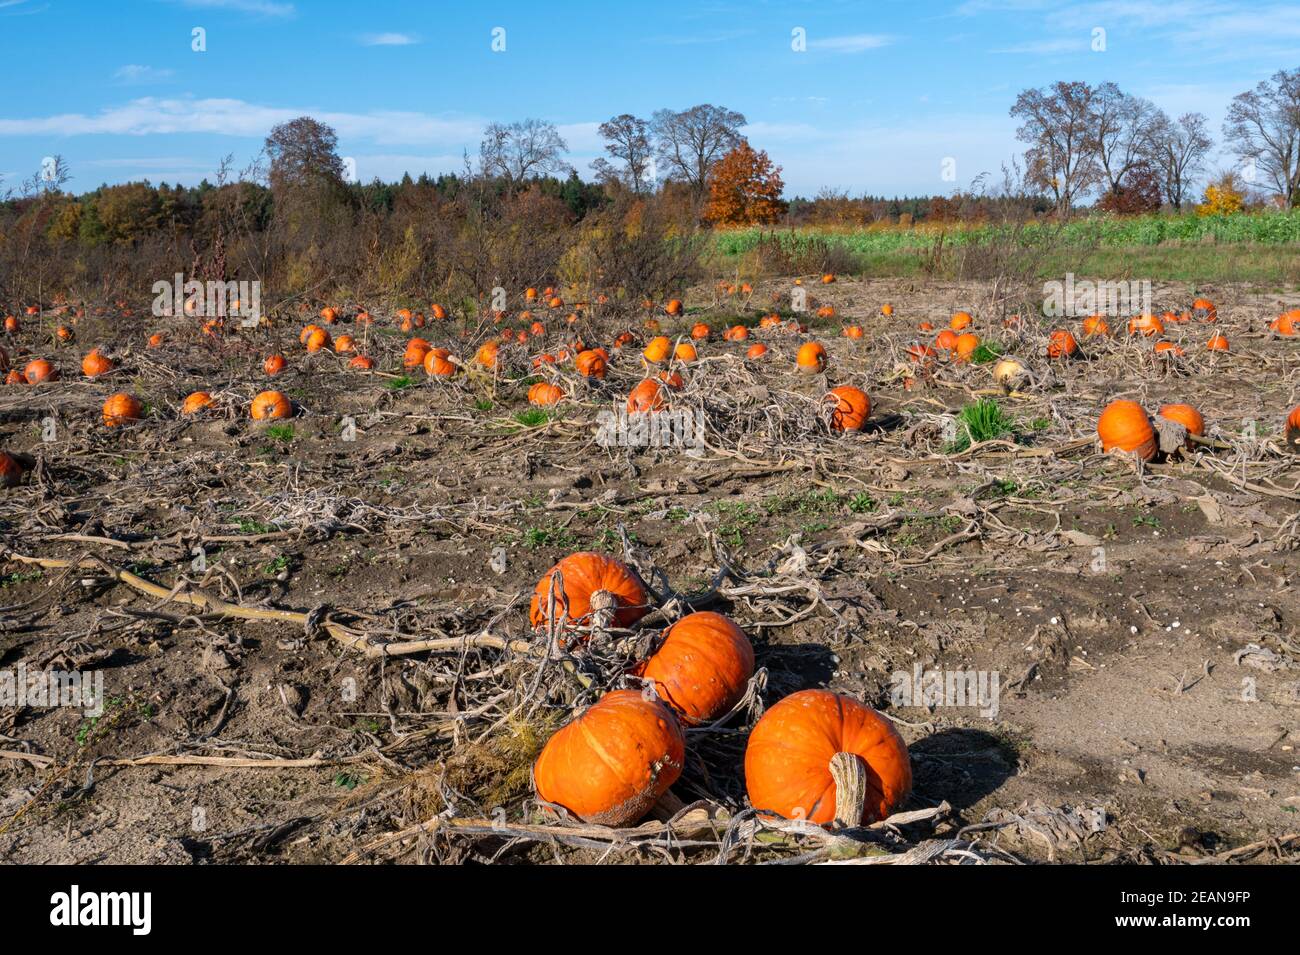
[1,0,1296,198]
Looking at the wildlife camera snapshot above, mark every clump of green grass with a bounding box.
[264,423,295,443]
[970,342,1004,364]
[513,408,553,428]
[384,375,416,391]
[945,398,1016,453]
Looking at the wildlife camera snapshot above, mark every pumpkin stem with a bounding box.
[588,588,618,637]
[829,752,868,829]
[1154,416,1188,455]
[588,589,617,613]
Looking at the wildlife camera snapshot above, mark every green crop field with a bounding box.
[713,211,1300,284]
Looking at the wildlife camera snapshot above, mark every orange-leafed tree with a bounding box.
[703,141,786,225]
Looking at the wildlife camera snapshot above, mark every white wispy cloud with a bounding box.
[652,28,754,45]
[170,0,294,17]
[0,97,485,146]
[808,33,896,53]
[359,32,419,46]
[0,0,48,15]
[114,65,175,84]
[989,37,1087,54]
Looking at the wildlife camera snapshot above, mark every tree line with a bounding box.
[1011,68,1300,217]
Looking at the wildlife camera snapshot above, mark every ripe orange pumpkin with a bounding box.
[643,336,672,363]
[1046,329,1077,359]
[1270,311,1299,336]
[56,325,73,342]
[881,303,894,316]
[533,689,685,827]
[576,349,607,379]
[1285,405,1300,452]
[528,382,564,406]
[423,347,456,377]
[3,316,19,334]
[319,306,339,324]
[23,359,58,384]
[299,323,322,344]
[529,551,650,631]
[665,299,683,316]
[950,311,972,331]
[302,330,330,356]
[349,354,375,370]
[181,391,214,415]
[673,342,697,363]
[250,390,292,420]
[1129,314,1164,337]
[843,325,864,339]
[1153,340,1184,357]
[744,689,912,827]
[953,332,980,362]
[102,392,143,428]
[81,349,114,378]
[796,341,826,374]
[263,354,287,376]
[627,378,667,414]
[0,450,25,488]
[148,332,165,348]
[690,322,710,340]
[1206,333,1230,352]
[723,325,749,341]
[825,386,871,432]
[935,329,958,351]
[636,611,754,725]
[474,340,500,370]
[746,342,768,359]
[1097,400,1155,460]
[1158,403,1204,438]
[1191,298,1216,322]
[333,334,355,353]
[821,273,835,284]
[1081,315,1110,337]
[403,338,432,368]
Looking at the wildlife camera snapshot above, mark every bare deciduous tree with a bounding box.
[1010,81,1102,219]
[1092,82,1159,200]
[590,114,653,193]
[1149,111,1213,210]
[478,119,571,192]
[1223,68,1300,208]
[651,104,747,204]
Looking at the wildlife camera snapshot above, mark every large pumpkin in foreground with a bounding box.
[745,689,911,827]
[637,611,754,725]
[1097,399,1155,461]
[533,689,685,826]
[529,551,650,631]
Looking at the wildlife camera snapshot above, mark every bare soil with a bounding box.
[1,276,1297,864]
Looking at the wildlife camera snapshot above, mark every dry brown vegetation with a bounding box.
[0,272,1298,865]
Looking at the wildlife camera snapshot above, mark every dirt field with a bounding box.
[1,276,1298,865]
